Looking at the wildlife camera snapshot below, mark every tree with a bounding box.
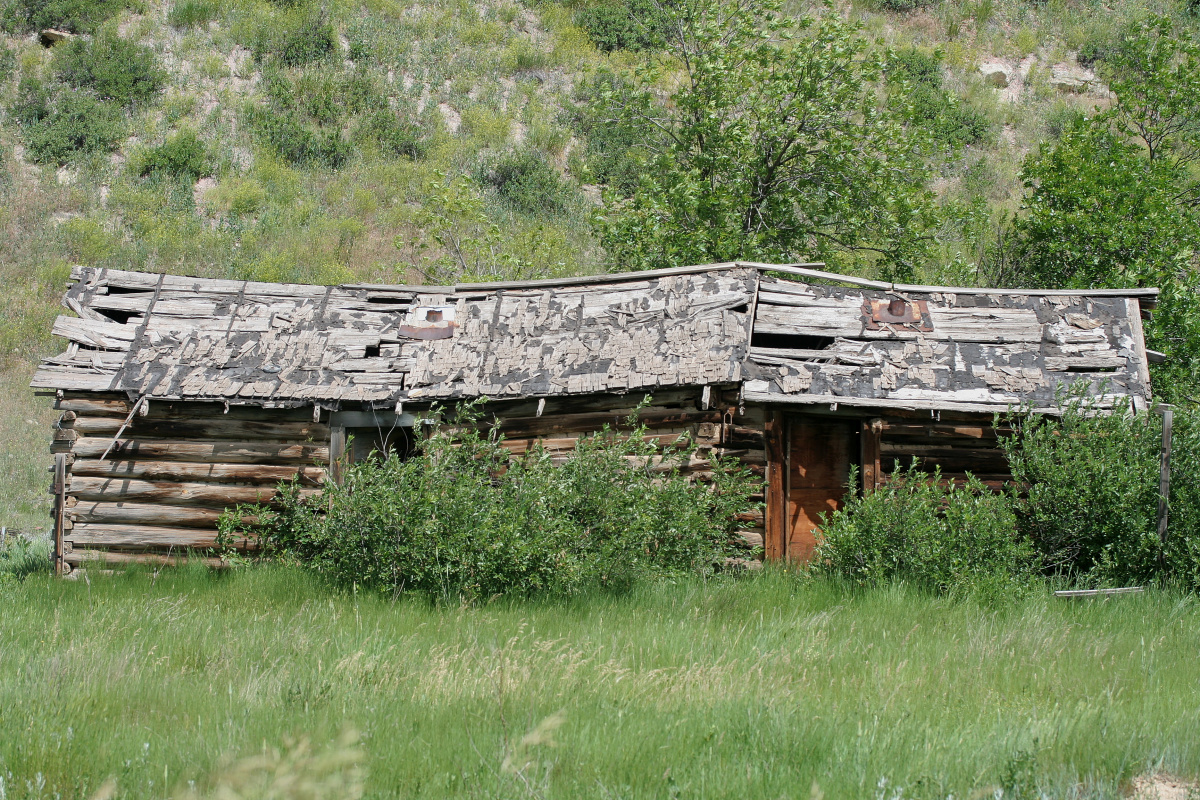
[1010,18,1200,404]
[595,0,935,277]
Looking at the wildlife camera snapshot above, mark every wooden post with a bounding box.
[860,417,882,493]
[1157,406,1173,576]
[330,426,347,486]
[52,453,67,575]
[763,409,787,561]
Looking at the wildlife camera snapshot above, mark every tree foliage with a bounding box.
[1011,17,1200,404]
[595,0,934,277]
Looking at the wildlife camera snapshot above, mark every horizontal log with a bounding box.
[734,530,764,549]
[70,501,253,528]
[735,508,765,525]
[65,549,228,568]
[487,408,725,438]
[65,438,329,464]
[881,443,1006,459]
[880,423,1004,441]
[68,476,320,506]
[69,459,327,485]
[67,523,255,549]
[66,415,329,441]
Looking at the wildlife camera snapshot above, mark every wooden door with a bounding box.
[786,417,857,561]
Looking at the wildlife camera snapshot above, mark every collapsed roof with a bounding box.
[32,262,1159,414]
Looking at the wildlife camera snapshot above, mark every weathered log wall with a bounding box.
[50,387,768,568]
[52,392,329,568]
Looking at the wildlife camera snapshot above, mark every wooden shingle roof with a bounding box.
[32,263,1158,414]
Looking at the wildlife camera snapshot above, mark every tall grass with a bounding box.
[1,566,1198,799]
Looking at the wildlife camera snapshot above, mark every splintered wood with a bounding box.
[33,266,756,405]
[744,276,1153,413]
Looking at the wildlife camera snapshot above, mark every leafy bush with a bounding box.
[814,463,1034,595]
[1,0,131,34]
[0,44,15,82]
[219,403,759,602]
[575,0,669,52]
[263,66,385,127]
[253,9,336,67]
[889,48,994,147]
[137,128,211,179]
[478,148,576,215]
[354,109,424,159]
[21,91,124,164]
[567,73,648,196]
[9,75,50,125]
[1002,396,1200,588]
[249,105,352,168]
[0,535,50,590]
[53,32,164,107]
[168,0,223,29]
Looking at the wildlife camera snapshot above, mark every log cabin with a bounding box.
[31,262,1159,573]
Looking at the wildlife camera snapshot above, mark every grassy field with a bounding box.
[1,566,1198,799]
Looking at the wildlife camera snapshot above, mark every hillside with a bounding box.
[0,0,1195,529]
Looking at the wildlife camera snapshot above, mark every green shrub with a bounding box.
[889,48,994,147]
[567,73,648,196]
[167,0,223,28]
[0,535,51,586]
[575,0,669,52]
[53,32,164,107]
[219,403,758,602]
[249,105,352,168]
[9,75,50,125]
[263,66,385,127]
[253,9,336,67]
[354,109,424,159]
[0,45,15,82]
[22,92,124,164]
[813,463,1034,595]
[137,128,211,179]
[1002,395,1200,588]
[1,0,131,34]
[478,148,576,215]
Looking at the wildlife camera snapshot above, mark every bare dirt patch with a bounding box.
[1130,773,1200,800]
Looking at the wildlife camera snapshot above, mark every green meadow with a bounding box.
[2,566,1198,799]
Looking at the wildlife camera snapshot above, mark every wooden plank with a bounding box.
[67,523,254,549]
[1126,298,1154,389]
[68,415,329,441]
[68,476,320,505]
[55,397,133,416]
[451,262,750,291]
[861,418,881,492]
[330,426,346,485]
[70,502,249,528]
[53,453,67,575]
[763,409,787,561]
[742,390,1064,416]
[70,459,326,485]
[30,367,119,392]
[881,422,1000,440]
[51,315,136,348]
[753,263,1159,298]
[67,437,329,464]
